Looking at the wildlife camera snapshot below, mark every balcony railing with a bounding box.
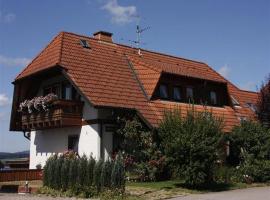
[21,99,84,130]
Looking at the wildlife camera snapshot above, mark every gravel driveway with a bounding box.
[170,186,270,200]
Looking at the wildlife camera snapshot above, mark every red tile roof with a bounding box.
[15,31,258,132]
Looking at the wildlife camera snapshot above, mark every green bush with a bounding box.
[101,160,113,189]
[228,121,270,182]
[42,153,126,197]
[68,157,78,190]
[0,160,4,169]
[111,154,125,191]
[87,156,96,186]
[78,155,88,187]
[93,160,103,192]
[158,108,224,186]
[60,158,70,190]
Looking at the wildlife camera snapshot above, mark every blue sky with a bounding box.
[0,0,269,152]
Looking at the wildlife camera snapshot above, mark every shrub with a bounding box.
[257,74,270,128]
[42,153,125,197]
[111,154,125,191]
[240,157,270,182]
[228,121,270,165]
[101,160,113,189]
[61,158,70,190]
[158,108,224,186]
[78,155,88,187]
[93,160,103,192]
[0,160,4,169]
[54,155,63,189]
[68,157,78,190]
[87,156,96,186]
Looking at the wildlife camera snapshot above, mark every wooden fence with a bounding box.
[0,169,42,182]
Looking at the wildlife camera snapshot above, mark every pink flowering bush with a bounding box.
[18,93,58,114]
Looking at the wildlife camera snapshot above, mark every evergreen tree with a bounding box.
[61,158,70,190]
[53,155,64,189]
[93,160,103,192]
[47,155,57,188]
[257,74,270,128]
[68,157,78,190]
[101,160,113,189]
[87,156,96,186]
[111,154,125,191]
[78,155,88,186]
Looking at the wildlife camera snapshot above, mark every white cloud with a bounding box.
[241,81,257,91]
[218,65,230,79]
[102,0,137,25]
[0,55,31,67]
[0,11,16,23]
[0,94,10,107]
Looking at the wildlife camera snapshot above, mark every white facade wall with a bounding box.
[29,76,113,169]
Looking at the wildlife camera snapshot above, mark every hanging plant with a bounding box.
[18,93,58,114]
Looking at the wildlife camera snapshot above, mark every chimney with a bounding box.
[93,31,113,43]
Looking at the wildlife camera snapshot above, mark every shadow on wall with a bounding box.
[34,127,82,156]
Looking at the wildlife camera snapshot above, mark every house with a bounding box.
[9,31,258,169]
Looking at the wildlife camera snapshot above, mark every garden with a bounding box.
[37,75,270,199]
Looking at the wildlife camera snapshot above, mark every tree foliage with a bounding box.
[257,74,270,128]
[0,160,4,169]
[158,108,224,186]
[42,153,125,196]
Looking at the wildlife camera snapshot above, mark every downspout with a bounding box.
[99,120,103,160]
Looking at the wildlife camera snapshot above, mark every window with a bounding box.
[68,135,79,152]
[80,39,90,48]
[43,84,60,97]
[186,87,193,100]
[159,84,168,99]
[64,84,72,100]
[173,87,181,101]
[210,91,217,105]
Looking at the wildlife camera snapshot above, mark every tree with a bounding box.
[0,160,4,169]
[87,156,96,186]
[78,155,88,187]
[257,74,270,128]
[158,108,224,186]
[111,153,125,191]
[93,160,103,192]
[101,160,113,189]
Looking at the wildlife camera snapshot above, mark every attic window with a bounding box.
[231,95,240,106]
[80,39,90,48]
[159,84,168,99]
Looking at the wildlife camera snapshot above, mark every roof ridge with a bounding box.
[62,31,207,65]
[239,89,258,94]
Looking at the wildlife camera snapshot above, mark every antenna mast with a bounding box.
[135,21,150,55]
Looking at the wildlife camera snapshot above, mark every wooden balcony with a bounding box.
[21,100,84,131]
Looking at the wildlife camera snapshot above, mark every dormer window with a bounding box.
[159,84,168,99]
[210,91,217,105]
[186,87,193,101]
[173,87,181,101]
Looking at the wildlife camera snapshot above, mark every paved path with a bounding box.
[0,193,94,200]
[171,186,270,200]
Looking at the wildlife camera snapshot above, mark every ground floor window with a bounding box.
[68,135,79,152]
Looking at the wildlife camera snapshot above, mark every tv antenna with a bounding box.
[135,24,150,55]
